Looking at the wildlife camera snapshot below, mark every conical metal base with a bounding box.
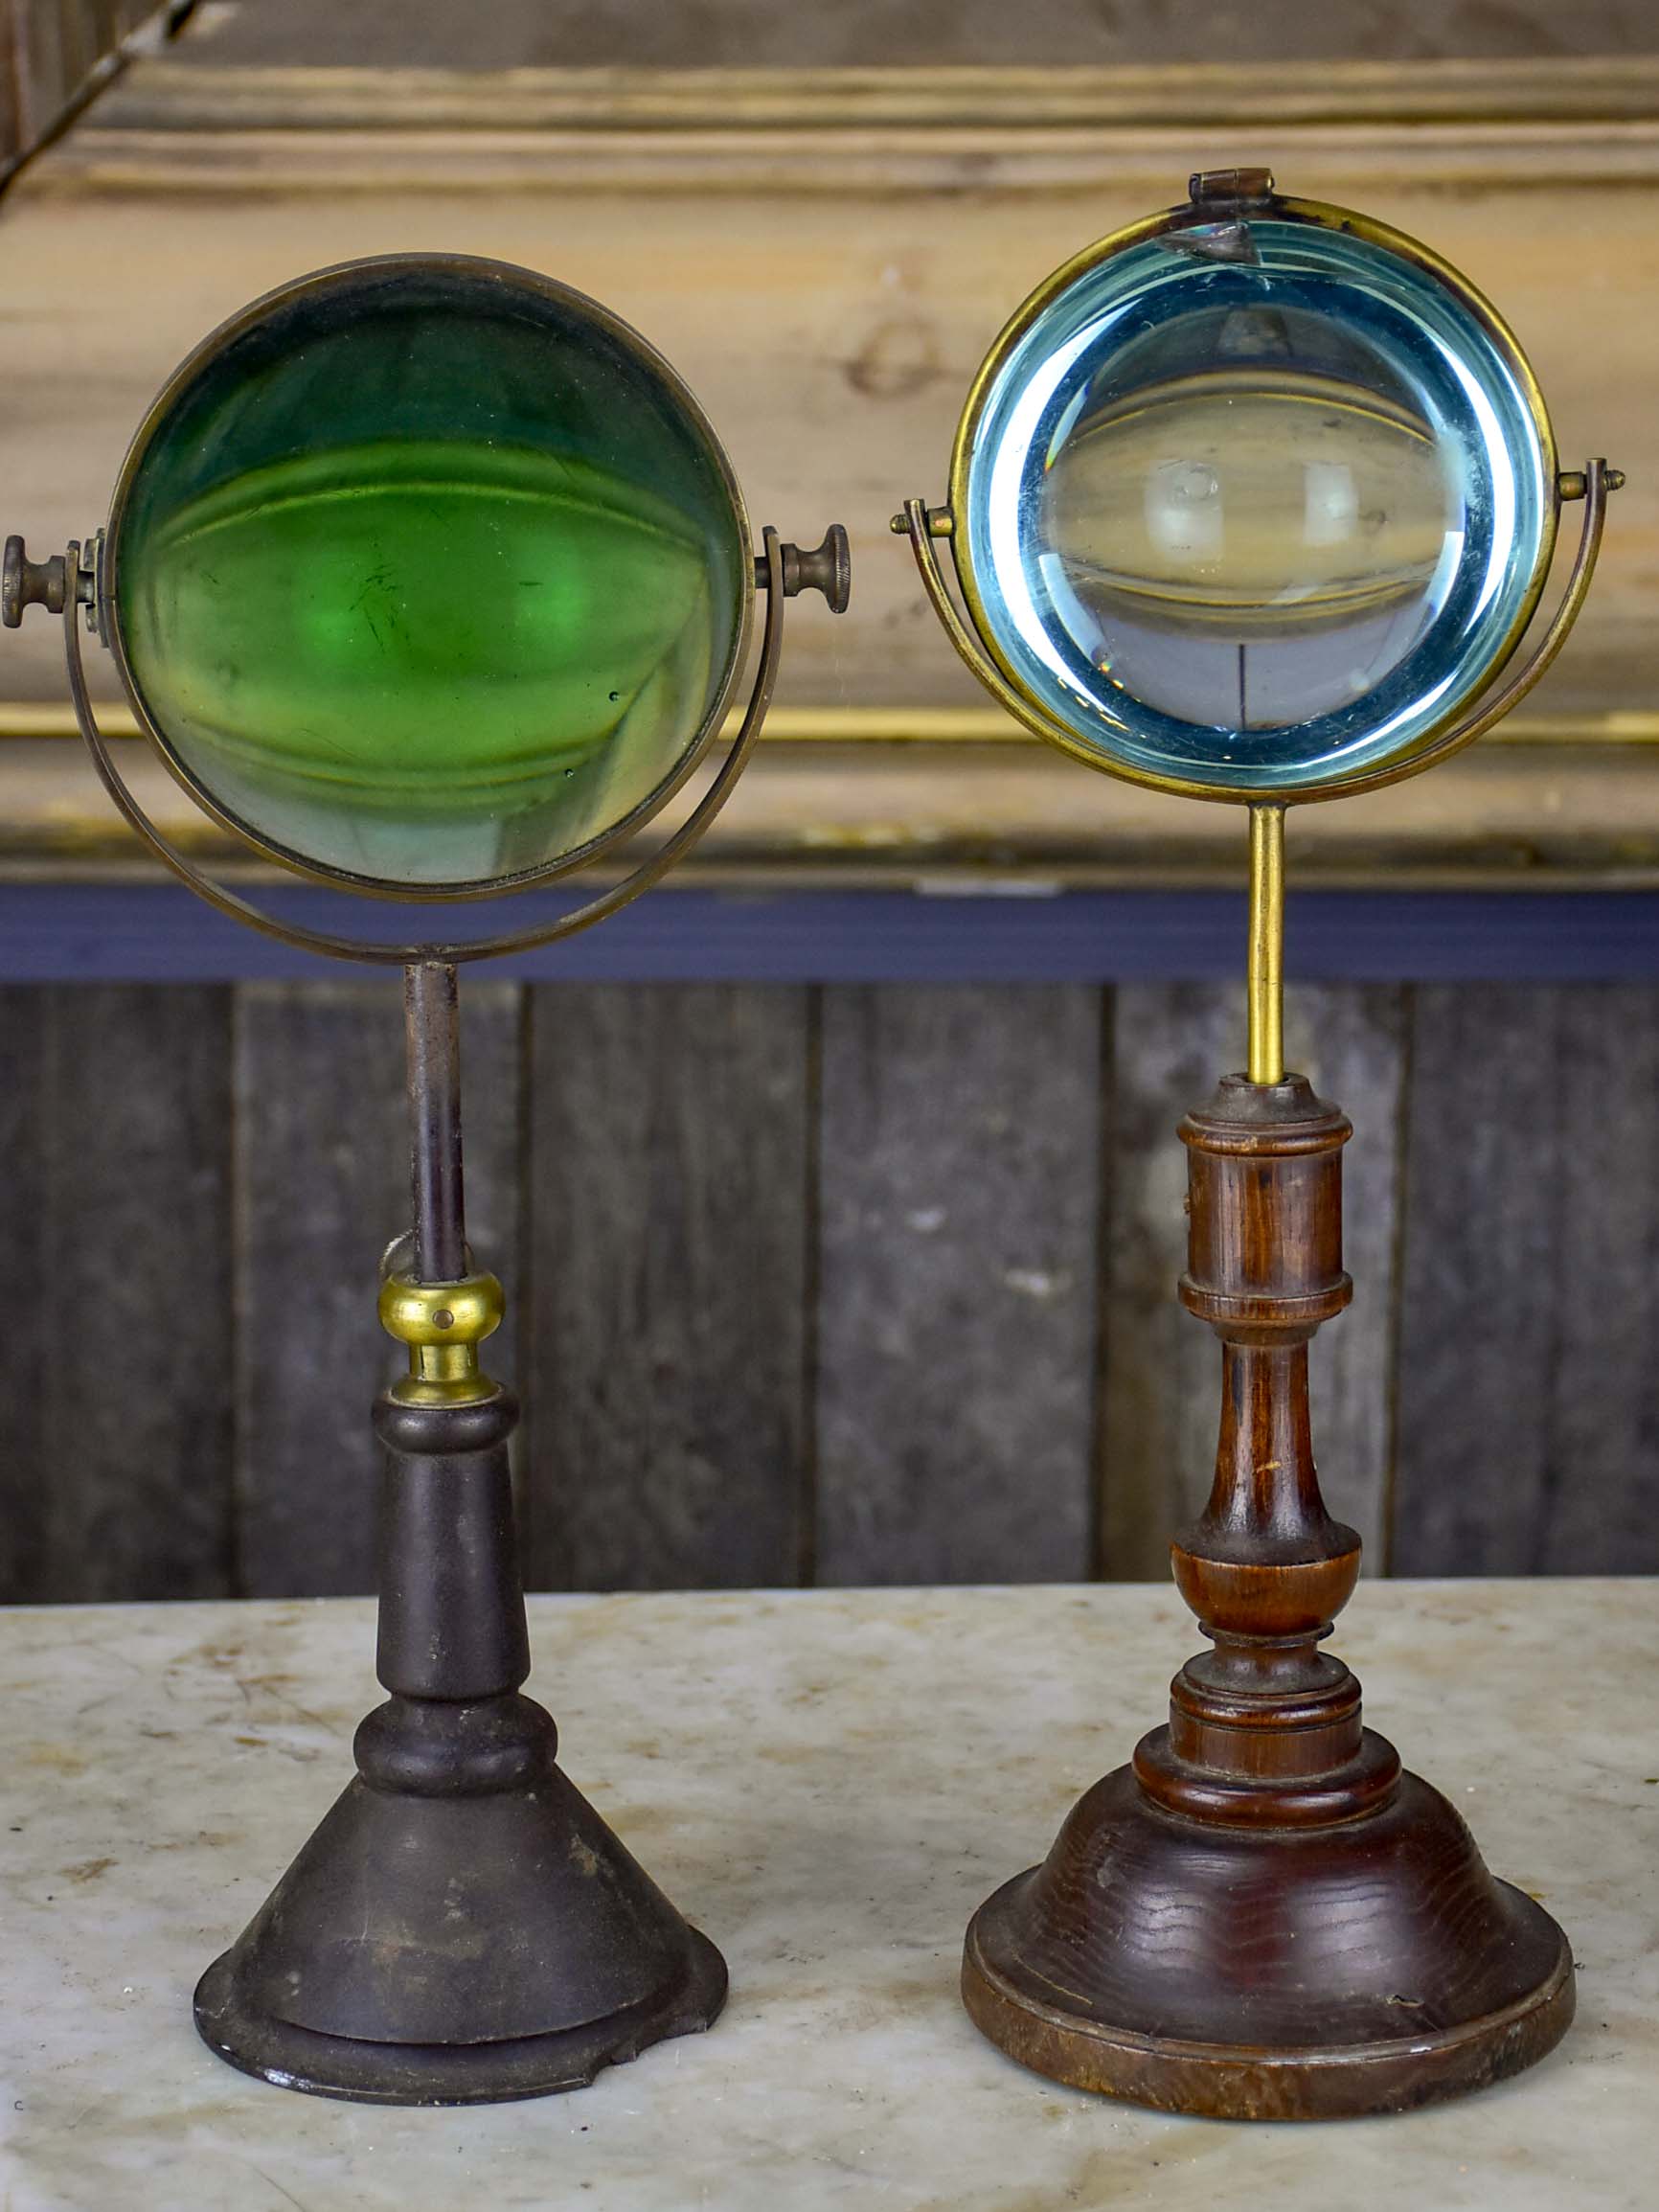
[194,1700,726,2106]
[192,976,731,2107]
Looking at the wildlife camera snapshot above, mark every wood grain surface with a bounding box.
[0,976,1653,1599]
[815,984,1100,1583]
[15,731,1659,890]
[2,35,1655,889]
[522,983,811,1590]
[234,979,521,1596]
[133,1,1659,73]
[1393,984,1659,1573]
[0,0,156,172]
[1,53,1650,737]
[0,983,233,1600]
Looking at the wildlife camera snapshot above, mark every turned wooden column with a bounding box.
[1134,1072,1398,1830]
[962,1063,1575,2120]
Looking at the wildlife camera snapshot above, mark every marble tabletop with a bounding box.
[0,1580,1653,2210]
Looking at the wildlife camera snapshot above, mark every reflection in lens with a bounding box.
[1038,308,1460,727]
[116,261,748,890]
[963,219,1549,793]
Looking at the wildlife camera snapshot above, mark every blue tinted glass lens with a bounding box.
[960,217,1551,792]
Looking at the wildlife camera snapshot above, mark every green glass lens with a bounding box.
[112,259,748,889]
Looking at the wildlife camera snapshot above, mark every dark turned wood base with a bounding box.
[961,1071,1575,2118]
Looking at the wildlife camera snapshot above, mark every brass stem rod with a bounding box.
[1247,803,1285,1085]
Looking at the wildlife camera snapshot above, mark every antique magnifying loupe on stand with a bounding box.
[898,169,1619,2119]
[4,253,848,2104]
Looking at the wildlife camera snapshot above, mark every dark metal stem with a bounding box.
[404,960,466,1283]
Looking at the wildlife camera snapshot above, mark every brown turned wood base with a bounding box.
[962,1763,1574,2120]
[962,1071,1575,2118]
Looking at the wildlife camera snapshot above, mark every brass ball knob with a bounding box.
[379,1269,505,1351]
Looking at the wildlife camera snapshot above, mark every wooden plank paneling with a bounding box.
[6,0,77,161]
[0,989,49,1598]
[1098,984,1239,1582]
[1393,984,1659,1574]
[98,57,1659,131]
[1,0,155,171]
[125,2,1659,74]
[814,984,1101,1584]
[24,730,1659,893]
[523,983,809,1590]
[1395,987,1560,1573]
[0,983,233,1600]
[1395,987,1557,1574]
[234,978,521,1597]
[1100,982,1407,1580]
[7,965,1659,1603]
[1295,985,1410,1568]
[1547,989,1659,1571]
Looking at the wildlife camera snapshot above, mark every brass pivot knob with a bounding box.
[2,536,68,627]
[756,524,852,612]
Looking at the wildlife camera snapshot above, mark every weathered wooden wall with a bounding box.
[106,0,1659,70]
[2,975,1653,1602]
[0,0,159,173]
[8,37,1659,734]
[4,10,1656,1601]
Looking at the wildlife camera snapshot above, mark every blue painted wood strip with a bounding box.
[5,882,1659,981]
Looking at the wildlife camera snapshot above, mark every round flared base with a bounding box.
[194,1927,728,2107]
[962,1764,1574,2121]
